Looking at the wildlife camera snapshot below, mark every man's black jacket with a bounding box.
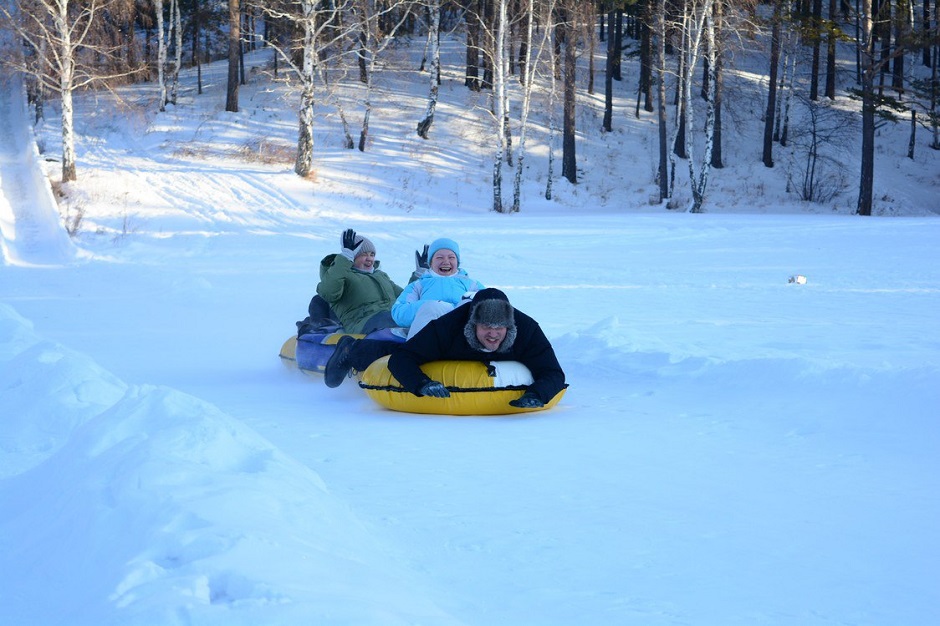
[387,289,566,403]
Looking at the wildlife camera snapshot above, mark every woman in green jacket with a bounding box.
[315,229,404,334]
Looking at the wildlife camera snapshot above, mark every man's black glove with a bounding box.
[420,381,451,398]
[509,392,544,408]
[414,244,430,274]
[341,228,363,261]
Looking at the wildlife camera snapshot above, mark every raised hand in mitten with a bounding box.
[414,244,430,275]
[341,228,364,261]
[509,392,544,408]
[420,380,451,398]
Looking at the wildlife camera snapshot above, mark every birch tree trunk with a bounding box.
[492,0,508,211]
[60,65,77,182]
[511,0,545,212]
[295,2,317,177]
[168,0,182,106]
[773,42,786,141]
[672,20,688,160]
[500,0,514,168]
[54,0,77,181]
[466,2,482,91]
[710,0,724,169]
[257,0,361,174]
[156,0,167,111]
[683,0,716,212]
[357,2,375,151]
[779,39,798,146]
[656,0,670,201]
[546,15,558,200]
[668,6,690,196]
[416,0,441,138]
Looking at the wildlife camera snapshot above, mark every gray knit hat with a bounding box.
[355,237,376,257]
[463,288,517,352]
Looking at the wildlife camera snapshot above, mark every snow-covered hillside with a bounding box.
[1,32,939,626]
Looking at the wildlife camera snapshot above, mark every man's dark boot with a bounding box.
[324,335,357,388]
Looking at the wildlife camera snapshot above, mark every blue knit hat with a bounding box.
[428,238,460,265]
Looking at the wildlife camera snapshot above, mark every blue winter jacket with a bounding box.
[391,270,485,327]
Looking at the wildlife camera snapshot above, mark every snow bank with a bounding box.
[0,73,76,266]
[0,304,459,626]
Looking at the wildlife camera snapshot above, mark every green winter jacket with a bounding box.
[316,253,404,334]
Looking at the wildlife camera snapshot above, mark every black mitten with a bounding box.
[420,381,451,398]
[414,244,430,274]
[341,228,363,261]
[509,392,544,408]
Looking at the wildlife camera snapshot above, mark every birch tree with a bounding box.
[668,6,688,195]
[491,0,509,210]
[353,0,415,151]
[416,0,442,138]
[664,0,717,210]
[167,0,182,106]
[681,0,716,212]
[510,0,552,212]
[545,6,559,200]
[1,0,144,182]
[155,0,167,110]
[773,27,799,146]
[253,0,355,176]
[655,0,669,201]
[708,0,727,169]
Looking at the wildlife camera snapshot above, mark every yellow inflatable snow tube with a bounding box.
[358,356,566,416]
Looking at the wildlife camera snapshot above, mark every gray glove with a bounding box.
[341,228,363,261]
[414,244,430,275]
[420,381,451,398]
[509,392,543,408]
